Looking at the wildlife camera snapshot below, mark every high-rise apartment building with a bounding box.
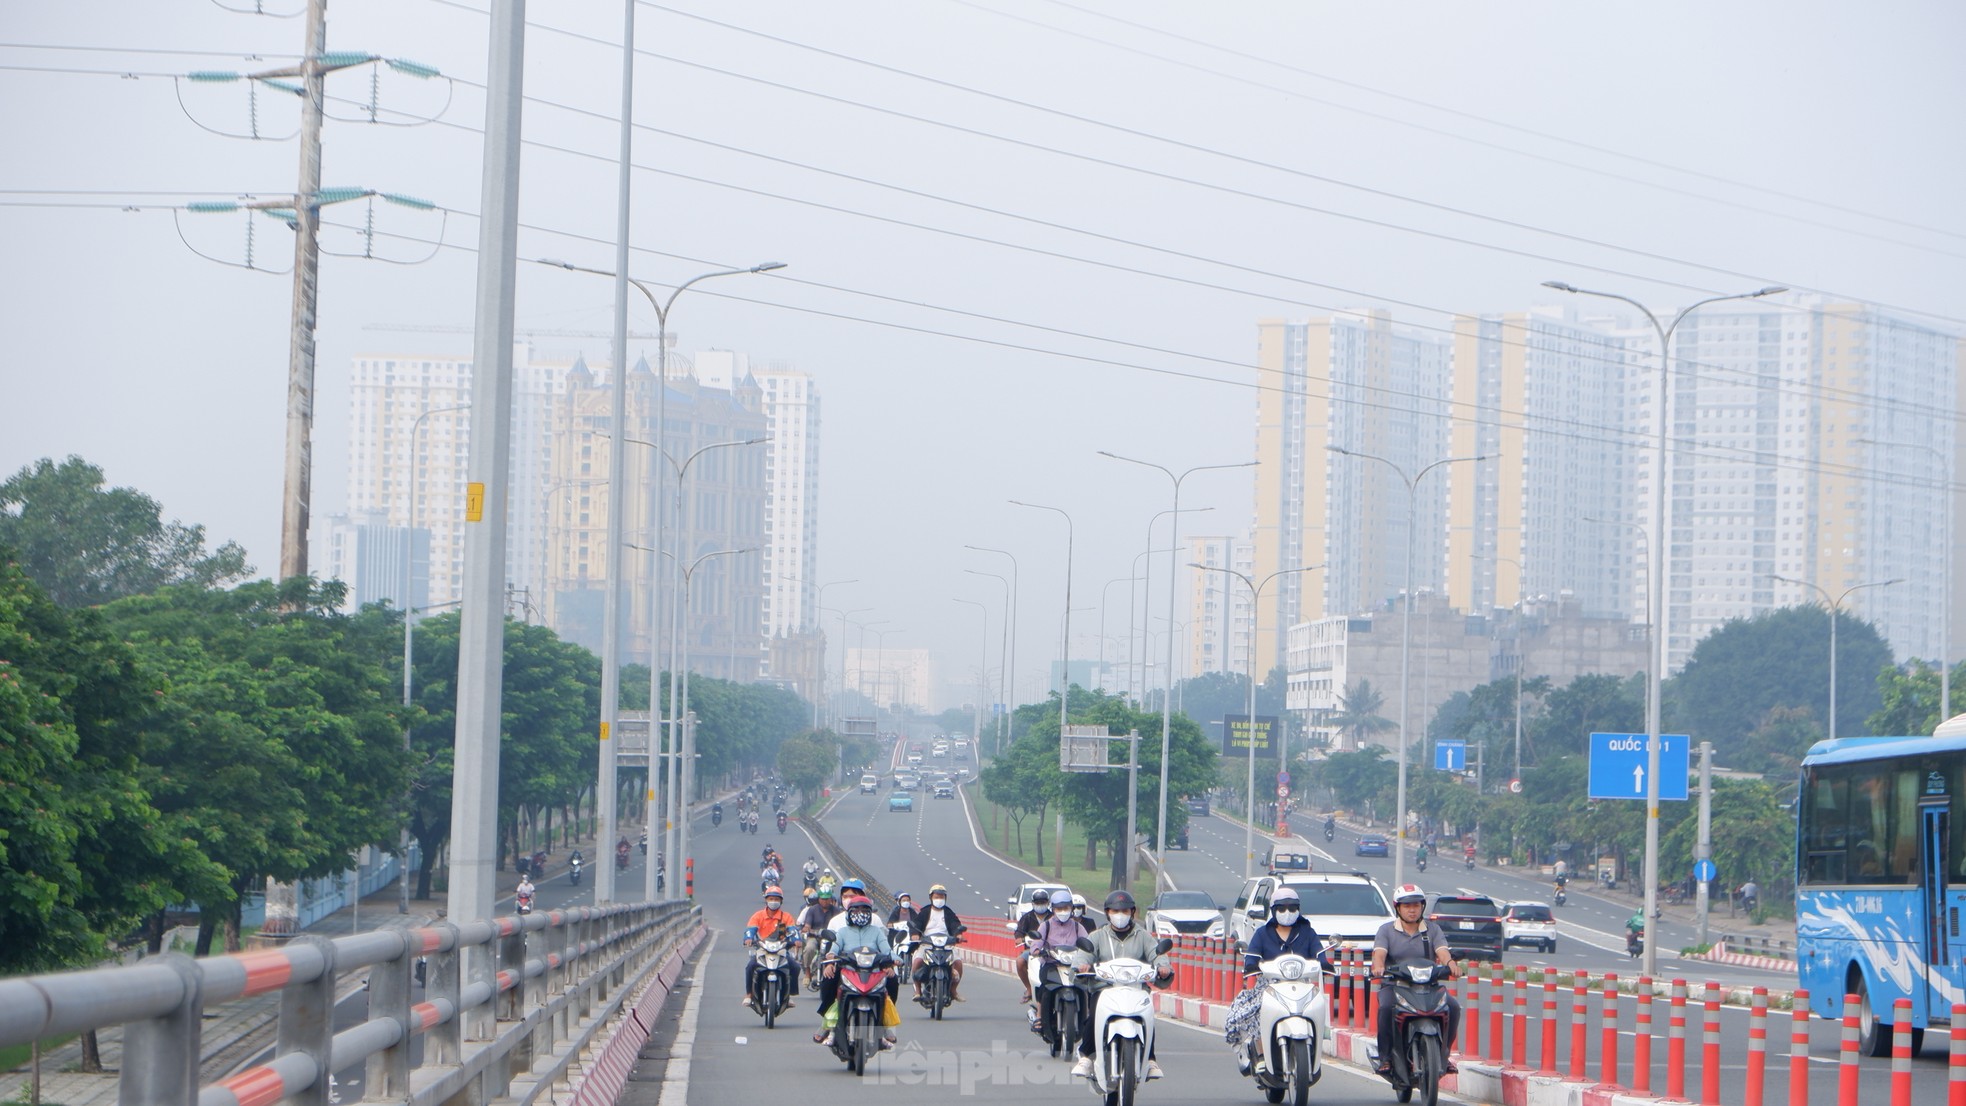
[1188,535,1254,678]
[317,509,426,612]
[1444,307,1632,619]
[1252,310,1451,675]
[694,350,823,685]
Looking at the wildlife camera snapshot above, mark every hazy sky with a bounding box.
[4,1,1961,708]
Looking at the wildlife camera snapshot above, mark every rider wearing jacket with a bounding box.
[1240,887,1325,972]
[1370,884,1460,1076]
[814,896,898,1048]
[742,887,801,1007]
[1071,891,1172,1080]
[1013,890,1058,1003]
[909,884,967,1002]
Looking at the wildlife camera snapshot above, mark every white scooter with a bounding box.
[1084,938,1172,1106]
[1239,953,1328,1106]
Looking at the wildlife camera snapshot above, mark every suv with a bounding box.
[1501,901,1557,953]
[859,773,880,794]
[1230,871,1394,951]
[1429,892,1505,961]
[1005,883,1075,924]
[1149,890,1225,939]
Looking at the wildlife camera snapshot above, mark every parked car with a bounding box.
[888,794,914,813]
[1354,833,1390,858]
[1501,901,1557,953]
[1149,890,1225,939]
[1429,892,1505,960]
[1230,871,1393,951]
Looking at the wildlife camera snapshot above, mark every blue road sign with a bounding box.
[1588,732,1690,801]
[1694,858,1717,884]
[1434,740,1467,772]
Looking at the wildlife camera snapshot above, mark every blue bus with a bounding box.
[1796,713,1966,1054]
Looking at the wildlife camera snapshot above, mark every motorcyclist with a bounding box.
[515,875,536,912]
[1324,813,1337,838]
[1228,887,1326,1073]
[1071,890,1172,1080]
[1029,889,1093,1042]
[1738,880,1760,915]
[713,800,723,819]
[742,886,801,1009]
[818,868,838,896]
[1069,892,1090,922]
[615,837,631,868]
[746,810,760,832]
[813,895,898,1050]
[803,857,820,884]
[1415,841,1431,868]
[1369,884,1460,1077]
[1625,911,1646,954]
[531,849,549,878]
[798,887,840,932]
[887,893,915,927]
[827,880,869,934]
[909,884,967,1003]
[1013,889,1057,1004]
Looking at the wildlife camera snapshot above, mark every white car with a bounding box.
[1005,882,1075,925]
[1501,901,1557,953]
[1149,890,1226,939]
[1231,871,1394,951]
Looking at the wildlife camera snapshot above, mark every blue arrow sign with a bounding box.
[1694,858,1717,884]
[1588,732,1690,801]
[1434,740,1467,772]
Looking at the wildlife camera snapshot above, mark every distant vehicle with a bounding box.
[1184,796,1211,817]
[1354,834,1390,858]
[1429,892,1504,961]
[1149,890,1225,939]
[1263,839,1315,873]
[1005,882,1075,923]
[859,773,880,794]
[1501,901,1557,953]
[905,752,924,766]
[954,739,972,760]
[888,794,914,813]
[1230,871,1393,951]
[931,744,949,758]
[932,779,956,799]
[894,774,920,792]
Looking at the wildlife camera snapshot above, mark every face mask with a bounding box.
[1034,902,1052,915]
[1273,909,1300,925]
[848,911,871,927]
[932,897,946,908]
[1109,911,1134,931]
[1073,907,1086,918]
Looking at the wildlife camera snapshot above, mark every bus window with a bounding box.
[1845,767,1921,884]
[1802,769,1848,884]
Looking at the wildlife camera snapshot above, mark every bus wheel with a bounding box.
[1853,972,1892,1058]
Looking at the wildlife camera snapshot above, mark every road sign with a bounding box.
[1277,769,1291,787]
[1587,732,1691,801]
[1694,858,1717,883]
[1276,785,1290,801]
[1434,740,1467,772]
[1509,778,1522,794]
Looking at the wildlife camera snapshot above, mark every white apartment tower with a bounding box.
[1188,536,1255,678]
[694,351,822,678]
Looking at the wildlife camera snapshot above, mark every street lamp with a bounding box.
[831,606,873,723]
[1546,278,1786,976]
[676,546,755,889]
[1136,507,1214,707]
[1010,498,1076,882]
[802,578,860,728]
[954,598,991,748]
[1858,438,1952,723]
[1770,575,1904,743]
[1193,562,1325,878]
[534,255,784,904]
[1098,452,1256,879]
[966,546,1021,721]
[1327,445,1489,891]
[1477,553,1531,784]
[965,568,1011,756]
[1100,575,1141,692]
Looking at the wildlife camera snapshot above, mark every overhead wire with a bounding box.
[1026,0,1966,244]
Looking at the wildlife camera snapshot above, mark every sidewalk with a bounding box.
[0,833,605,1106]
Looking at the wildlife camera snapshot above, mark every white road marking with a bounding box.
[656,929,716,1106]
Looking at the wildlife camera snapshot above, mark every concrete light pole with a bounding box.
[967,546,1021,727]
[1135,508,1214,707]
[1546,278,1787,976]
[1098,453,1255,886]
[965,568,1011,755]
[677,547,754,891]
[1010,499,1076,882]
[1771,575,1904,743]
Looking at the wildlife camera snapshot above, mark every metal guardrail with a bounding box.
[0,898,700,1106]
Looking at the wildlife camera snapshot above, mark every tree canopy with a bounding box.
[1667,604,1892,753]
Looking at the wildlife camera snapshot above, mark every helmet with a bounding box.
[804,888,818,902]
[1393,884,1426,905]
[763,847,773,857]
[818,888,835,900]
[929,884,947,895]
[842,878,866,894]
[1072,893,1088,907]
[1102,890,1136,913]
[764,886,783,899]
[896,892,912,901]
[1270,888,1301,908]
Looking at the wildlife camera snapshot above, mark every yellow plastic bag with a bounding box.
[880,995,902,1028]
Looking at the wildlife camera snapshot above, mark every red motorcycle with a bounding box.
[824,939,895,1074]
[616,843,631,871]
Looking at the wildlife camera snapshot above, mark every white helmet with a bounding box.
[1393,883,1426,905]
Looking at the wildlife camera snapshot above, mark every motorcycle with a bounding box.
[615,847,630,872]
[890,923,917,985]
[516,890,534,916]
[712,808,724,828]
[1376,959,1452,1106]
[750,931,797,1029]
[824,939,895,1075]
[1323,822,1335,843]
[569,858,583,886]
[762,868,782,894]
[1626,928,1644,959]
[1084,938,1173,1106]
[1464,852,1476,871]
[1552,885,1566,907]
[777,811,789,834]
[1034,943,1092,1057]
[803,868,820,891]
[1415,852,1428,873]
[916,932,962,1021]
[1238,952,1328,1106]
[639,831,648,855]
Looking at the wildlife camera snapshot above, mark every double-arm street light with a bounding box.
[1858,438,1952,723]
[954,598,991,747]
[1770,575,1904,744]
[1545,278,1785,975]
[1099,452,1257,878]
[1135,507,1214,707]
[1193,562,1326,878]
[535,256,784,904]
[965,568,1012,756]
[1327,445,1489,892]
[966,546,1021,721]
[1010,499,1076,882]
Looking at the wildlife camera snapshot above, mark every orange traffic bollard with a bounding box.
[1891,998,1912,1106]
[1669,979,1690,1101]
[1837,992,1861,1106]
[1601,972,1621,1089]
[1790,988,1811,1106]
[1570,971,1590,1081]
[1512,964,1528,1070]
[1538,967,1558,1076]
[1633,977,1653,1095]
[1746,986,1769,1106]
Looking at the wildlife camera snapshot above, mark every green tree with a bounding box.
[1660,777,1793,901]
[981,731,1059,861]
[0,456,249,607]
[1050,688,1219,889]
[1526,673,1643,762]
[1304,748,1398,818]
[1666,605,1893,751]
[776,733,838,800]
[1328,680,1397,749]
[1868,659,1966,738]
[0,557,222,975]
[1736,705,1824,776]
